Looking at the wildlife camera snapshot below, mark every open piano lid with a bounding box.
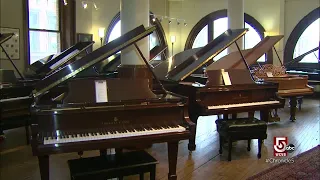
[32,25,156,98]
[37,41,95,74]
[154,29,248,82]
[0,33,14,44]
[206,35,284,70]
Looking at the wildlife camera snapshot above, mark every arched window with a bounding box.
[105,12,168,60]
[185,9,266,62]
[284,7,319,69]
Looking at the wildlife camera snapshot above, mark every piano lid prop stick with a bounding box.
[273,46,284,66]
[133,43,167,95]
[0,44,25,80]
[235,41,254,81]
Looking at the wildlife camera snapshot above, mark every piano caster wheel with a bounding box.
[247,147,251,151]
[219,149,222,154]
[257,154,261,159]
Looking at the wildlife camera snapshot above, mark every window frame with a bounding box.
[24,0,76,65]
[184,9,268,65]
[284,7,320,70]
[105,12,169,60]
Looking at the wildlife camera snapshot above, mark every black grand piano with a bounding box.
[0,33,94,142]
[30,25,194,180]
[152,29,285,151]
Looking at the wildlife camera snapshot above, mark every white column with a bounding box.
[120,0,149,65]
[227,0,244,53]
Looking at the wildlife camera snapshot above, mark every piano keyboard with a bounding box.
[0,96,31,103]
[43,125,186,145]
[208,100,280,110]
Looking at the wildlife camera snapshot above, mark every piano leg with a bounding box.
[99,149,107,156]
[232,114,237,119]
[38,155,49,180]
[260,110,269,123]
[167,141,178,180]
[248,111,254,119]
[223,114,229,120]
[289,97,297,121]
[188,112,198,152]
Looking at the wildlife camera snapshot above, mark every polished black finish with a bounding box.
[25,41,94,78]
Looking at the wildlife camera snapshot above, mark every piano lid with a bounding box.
[206,35,284,70]
[32,25,156,98]
[38,41,95,75]
[154,29,248,82]
[0,33,14,44]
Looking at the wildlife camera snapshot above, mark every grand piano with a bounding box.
[153,29,285,151]
[208,35,314,121]
[30,25,194,180]
[0,33,94,142]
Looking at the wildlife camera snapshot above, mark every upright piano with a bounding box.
[153,29,284,151]
[209,35,313,121]
[30,25,194,180]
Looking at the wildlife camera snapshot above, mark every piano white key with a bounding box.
[207,100,280,110]
[43,125,186,145]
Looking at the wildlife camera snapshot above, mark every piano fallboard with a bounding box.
[195,83,284,114]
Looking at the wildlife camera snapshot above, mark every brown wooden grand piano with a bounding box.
[207,35,314,121]
[30,25,194,180]
[152,29,285,151]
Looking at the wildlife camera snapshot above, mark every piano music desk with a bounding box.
[68,150,158,180]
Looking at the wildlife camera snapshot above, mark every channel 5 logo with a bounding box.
[274,137,295,157]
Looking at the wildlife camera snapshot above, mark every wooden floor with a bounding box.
[0,98,319,180]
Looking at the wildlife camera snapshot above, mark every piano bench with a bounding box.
[68,150,158,180]
[215,118,267,161]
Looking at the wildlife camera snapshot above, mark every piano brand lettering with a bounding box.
[273,137,295,156]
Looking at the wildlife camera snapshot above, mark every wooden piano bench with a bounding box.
[215,118,267,161]
[68,150,158,180]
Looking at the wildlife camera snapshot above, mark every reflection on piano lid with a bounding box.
[32,25,156,98]
[206,35,284,70]
[95,45,167,73]
[153,29,248,82]
[23,54,54,77]
[26,41,95,78]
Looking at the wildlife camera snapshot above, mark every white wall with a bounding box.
[167,0,318,64]
[0,0,26,75]
[76,0,169,51]
[284,0,320,44]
